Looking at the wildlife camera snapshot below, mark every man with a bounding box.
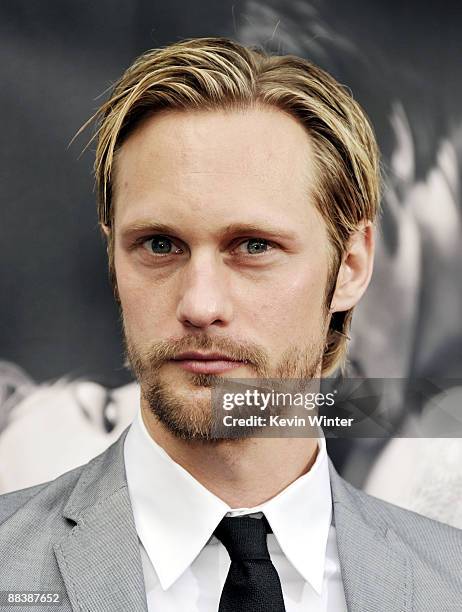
[0,37,461,612]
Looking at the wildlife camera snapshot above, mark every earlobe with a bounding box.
[330,221,375,314]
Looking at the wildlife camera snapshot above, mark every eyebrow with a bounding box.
[119,220,298,242]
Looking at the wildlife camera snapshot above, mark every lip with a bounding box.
[173,352,238,361]
[171,352,245,374]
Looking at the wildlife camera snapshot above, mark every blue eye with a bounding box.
[239,238,272,255]
[143,235,182,255]
[149,236,172,253]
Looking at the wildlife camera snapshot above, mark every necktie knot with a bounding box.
[214,515,271,562]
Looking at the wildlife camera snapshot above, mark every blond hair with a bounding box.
[86,36,380,376]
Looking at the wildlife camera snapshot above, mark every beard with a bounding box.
[124,320,327,442]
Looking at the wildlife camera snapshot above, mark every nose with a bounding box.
[176,251,233,329]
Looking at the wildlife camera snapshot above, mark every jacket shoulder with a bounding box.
[0,482,50,524]
[0,432,128,594]
[0,466,88,598]
[0,464,84,527]
[340,475,462,571]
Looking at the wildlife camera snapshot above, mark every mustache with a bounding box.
[124,333,271,376]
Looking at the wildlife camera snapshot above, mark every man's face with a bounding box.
[112,106,332,439]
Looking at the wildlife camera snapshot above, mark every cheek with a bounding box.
[114,251,173,339]
[242,266,328,342]
[114,252,141,310]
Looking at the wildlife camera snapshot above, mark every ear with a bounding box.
[330,221,375,313]
[100,223,111,238]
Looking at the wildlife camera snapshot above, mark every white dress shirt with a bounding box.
[124,409,347,611]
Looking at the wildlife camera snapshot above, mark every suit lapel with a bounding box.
[53,428,148,612]
[329,460,412,612]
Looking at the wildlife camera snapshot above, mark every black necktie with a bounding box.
[214,515,286,612]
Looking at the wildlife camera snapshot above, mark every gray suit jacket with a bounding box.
[0,428,461,612]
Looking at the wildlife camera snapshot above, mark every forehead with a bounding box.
[112,106,320,231]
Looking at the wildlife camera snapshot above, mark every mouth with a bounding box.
[170,351,246,374]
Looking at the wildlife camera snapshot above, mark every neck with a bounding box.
[141,404,319,508]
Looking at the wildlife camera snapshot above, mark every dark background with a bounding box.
[1,0,461,389]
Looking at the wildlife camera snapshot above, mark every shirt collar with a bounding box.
[124,408,332,594]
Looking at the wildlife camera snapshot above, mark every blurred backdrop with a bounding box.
[1,1,461,520]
